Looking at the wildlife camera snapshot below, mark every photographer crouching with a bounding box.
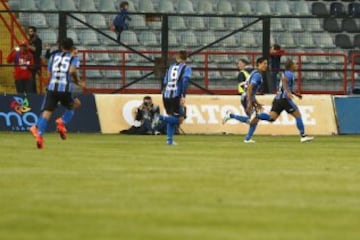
[120,96,166,135]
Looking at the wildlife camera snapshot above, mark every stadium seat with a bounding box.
[138,31,159,47]
[342,18,359,33]
[302,18,323,32]
[38,0,57,11]
[91,47,112,62]
[217,33,238,48]
[98,30,118,46]
[179,31,198,47]
[28,13,48,28]
[67,29,80,44]
[220,64,237,80]
[276,32,297,48]
[79,0,97,12]
[322,65,340,80]
[284,18,304,32]
[38,29,58,45]
[335,34,353,49]
[177,0,194,13]
[310,51,330,64]
[207,64,222,80]
[168,31,178,47]
[271,18,285,32]
[313,33,336,49]
[235,1,252,15]
[86,14,108,29]
[236,32,259,48]
[224,17,244,30]
[254,1,272,15]
[169,16,187,30]
[46,14,59,28]
[68,13,87,29]
[209,54,231,64]
[198,31,216,46]
[323,18,342,33]
[98,0,115,12]
[348,3,360,18]
[196,0,213,14]
[19,0,37,10]
[58,0,78,11]
[295,32,315,48]
[131,15,147,30]
[216,0,233,14]
[125,63,143,79]
[158,0,175,13]
[272,1,291,16]
[292,1,311,16]
[187,17,206,30]
[120,30,139,46]
[80,30,100,46]
[138,0,155,13]
[208,17,225,31]
[330,2,346,17]
[354,34,360,49]
[102,63,122,80]
[311,2,329,16]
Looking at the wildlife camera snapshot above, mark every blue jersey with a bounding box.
[276,70,294,99]
[242,69,263,101]
[47,52,79,92]
[163,62,191,99]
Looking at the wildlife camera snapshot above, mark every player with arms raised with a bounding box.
[30,38,85,149]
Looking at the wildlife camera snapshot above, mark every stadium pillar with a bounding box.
[58,12,67,41]
[159,15,169,89]
[262,17,271,93]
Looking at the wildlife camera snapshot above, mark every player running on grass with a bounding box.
[223,57,268,143]
[30,38,85,149]
[256,59,314,143]
[156,50,191,145]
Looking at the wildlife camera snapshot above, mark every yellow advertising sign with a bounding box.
[95,94,337,135]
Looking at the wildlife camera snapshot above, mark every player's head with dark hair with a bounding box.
[61,38,74,51]
[285,59,295,71]
[143,95,151,101]
[239,58,249,65]
[28,26,37,33]
[273,44,281,50]
[177,50,187,62]
[120,1,129,9]
[256,57,268,72]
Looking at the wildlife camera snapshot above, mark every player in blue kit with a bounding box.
[223,57,268,143]
[256,59,314,143]
[157,50,191,145]
[30,38,84,149]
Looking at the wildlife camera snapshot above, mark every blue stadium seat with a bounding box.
[311,2,329,16]
[342,18,359,33]
[330,2,346,17]
[348,3,360,18]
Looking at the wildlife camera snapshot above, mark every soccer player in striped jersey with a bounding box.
[257,59,314,143]
[223,57,268,143]
[30,38,84,149]
[158,50,191,145]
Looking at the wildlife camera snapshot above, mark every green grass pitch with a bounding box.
[1,132,360,240]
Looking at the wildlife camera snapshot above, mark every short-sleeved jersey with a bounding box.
[163,62,191,99]
[242,69,263,101]
[276,70,294,99]
[47,52,79,92]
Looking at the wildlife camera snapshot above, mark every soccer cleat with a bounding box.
[56,118,67,140]
[35,136,44,149]
[244,139,256,144]
[222,110,232,124]
[300,135,314,143]
[167,140,177,146]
